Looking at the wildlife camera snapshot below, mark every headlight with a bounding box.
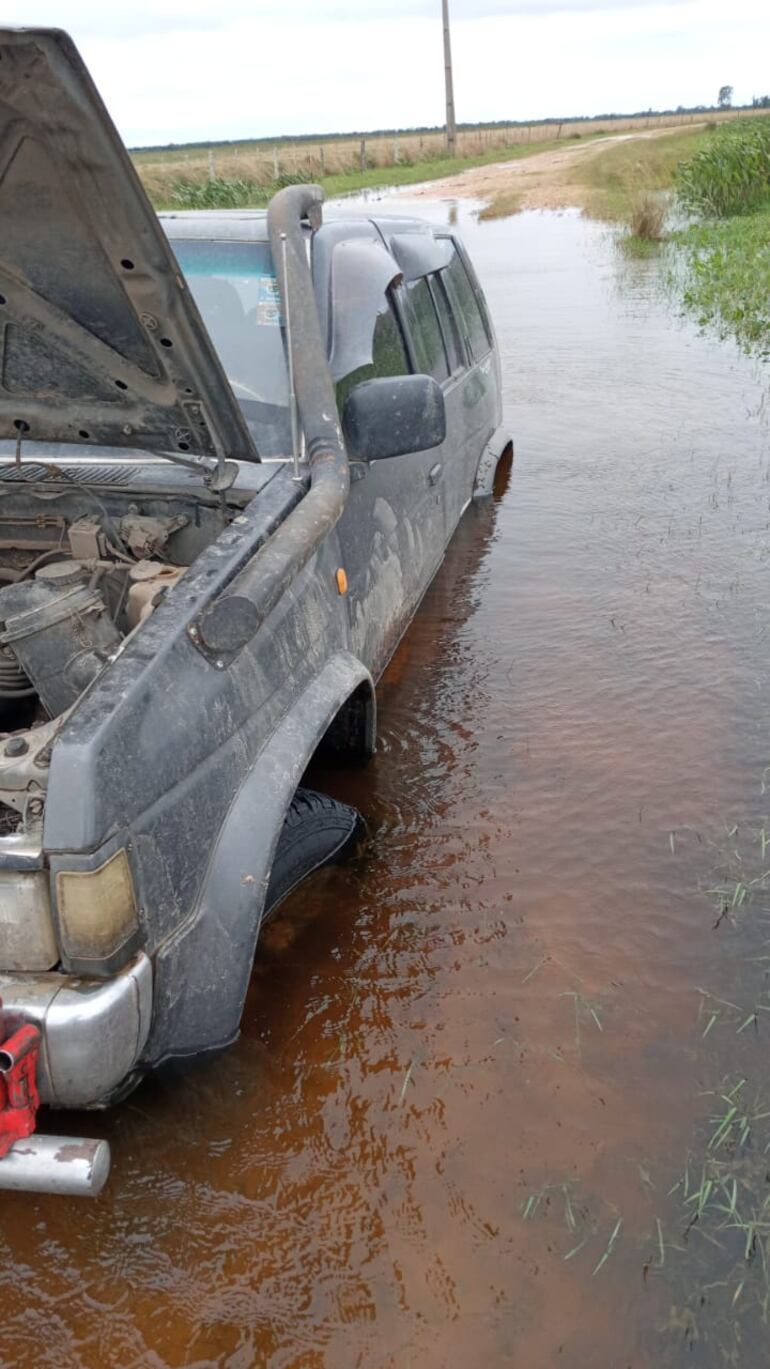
[0,870,57,971]
[55,849,140,968]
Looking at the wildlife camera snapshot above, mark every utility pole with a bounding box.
[442,0,457,156]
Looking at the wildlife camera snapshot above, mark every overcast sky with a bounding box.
[6,1,769,146]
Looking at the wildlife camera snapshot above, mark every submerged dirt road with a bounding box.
[2,201,770,1368]
[410,124,699,211]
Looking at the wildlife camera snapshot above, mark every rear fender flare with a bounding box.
[145,651,375,1063]
[473,425,513,498]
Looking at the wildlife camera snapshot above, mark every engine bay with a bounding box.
[0,471,233,839]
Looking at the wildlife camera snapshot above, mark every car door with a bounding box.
[433,237,499,539]
[330,273,446,678]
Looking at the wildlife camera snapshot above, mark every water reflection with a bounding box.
[1,205,769,1369]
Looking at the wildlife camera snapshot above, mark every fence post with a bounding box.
[319,144,325,176]
[208,148,215,180]
[393,135,399,165]
[273,147,279,180]
[359,138,366,172]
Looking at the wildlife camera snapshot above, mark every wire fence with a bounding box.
[134,109,748,205]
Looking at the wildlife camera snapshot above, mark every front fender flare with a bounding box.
[144,651,375,1063]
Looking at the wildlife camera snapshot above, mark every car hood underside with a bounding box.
[0,27,258,464]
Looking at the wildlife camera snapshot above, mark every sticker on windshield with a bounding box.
[256,275,282,327]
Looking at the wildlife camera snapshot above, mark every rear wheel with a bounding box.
[264,787,363,916]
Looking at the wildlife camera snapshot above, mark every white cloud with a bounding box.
[3,1,768,144]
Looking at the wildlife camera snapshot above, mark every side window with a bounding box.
[441,244,491,363]
[402,278,449,383]
[429,275,463,376]
[336,293,408,414]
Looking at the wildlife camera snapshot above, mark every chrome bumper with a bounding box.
[0,952,152,1108]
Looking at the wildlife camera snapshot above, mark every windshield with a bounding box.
[170,239,292,459]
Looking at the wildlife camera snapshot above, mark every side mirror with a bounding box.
[343,374,446,462]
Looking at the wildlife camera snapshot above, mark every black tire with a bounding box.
[264,787,363,916]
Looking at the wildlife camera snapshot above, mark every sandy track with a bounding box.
[411,125,702,211]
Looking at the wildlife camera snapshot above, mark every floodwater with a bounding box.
[2,201,770,1368]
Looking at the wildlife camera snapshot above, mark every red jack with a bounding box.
[0,1007,41,1159]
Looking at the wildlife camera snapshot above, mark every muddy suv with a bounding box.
[0,30,510,1191]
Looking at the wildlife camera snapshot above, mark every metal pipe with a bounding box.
[0,1133,110,1195]
[280,231,302,484]
[195,185,350,660]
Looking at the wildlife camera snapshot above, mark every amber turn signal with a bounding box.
[56,849,140,965]
[335,568,348,595]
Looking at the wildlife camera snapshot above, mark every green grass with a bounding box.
[620,235,665,258]
[155,138,574,211]
[675,117,770,217]
[479,125,707,224]
[676,211,770,353]
[573,126,710,220]
[671,120,770,358]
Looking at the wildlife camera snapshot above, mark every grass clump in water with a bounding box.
[671,115,770,357]
[619,187,669,256]
[674,210,770,358]
[627,189,667,241]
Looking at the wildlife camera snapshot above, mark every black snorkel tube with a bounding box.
[196,185,349,658]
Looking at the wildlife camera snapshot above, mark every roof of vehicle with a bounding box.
[159,210,272,242]
[159,209,436,243]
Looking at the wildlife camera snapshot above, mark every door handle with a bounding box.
[428,462,443,487]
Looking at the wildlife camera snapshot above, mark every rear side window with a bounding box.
[429,275,463,376]
[441,245,491,363]
[336,294,408,413]
[402,278,449,383]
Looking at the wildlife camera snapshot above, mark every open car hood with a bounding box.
[0,28,258,464]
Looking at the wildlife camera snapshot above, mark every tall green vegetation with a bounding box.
[169,169,315,209]
[673,117,770,358]
[675,117,770,217]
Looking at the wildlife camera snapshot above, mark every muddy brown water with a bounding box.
[2,202,770,1368]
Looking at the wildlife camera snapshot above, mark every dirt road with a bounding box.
[411,125,701,212]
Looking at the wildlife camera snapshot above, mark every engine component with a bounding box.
[68,517,106,561]
[35,560,89,590]
[126,560,185,630]
[0,712,62,815]
[0,565,121,717]
[120,512,188,560]
[0,641,29,698]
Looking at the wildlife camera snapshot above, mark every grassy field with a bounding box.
[474,124,713,223]
[568,126,713,219]
[154,136,607,211]
[133,110,731,210]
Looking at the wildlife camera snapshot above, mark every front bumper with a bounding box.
[0,952,152,1108]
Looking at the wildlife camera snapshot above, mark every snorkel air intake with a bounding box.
[195,186,350,658]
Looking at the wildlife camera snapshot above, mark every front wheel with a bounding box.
[264,787,363,916]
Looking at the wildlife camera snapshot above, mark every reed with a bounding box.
[675,117,770,218]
